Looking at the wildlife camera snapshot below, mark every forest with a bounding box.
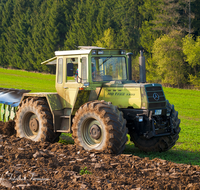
[0,0,200,88]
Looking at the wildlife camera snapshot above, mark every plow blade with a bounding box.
[0,88,31,122]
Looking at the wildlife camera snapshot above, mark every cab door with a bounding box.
[56,56,65,103]
[64,56,81,109]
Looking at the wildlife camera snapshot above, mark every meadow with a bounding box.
[0,68,200,165]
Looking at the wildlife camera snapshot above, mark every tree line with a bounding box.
[0,0,200,88]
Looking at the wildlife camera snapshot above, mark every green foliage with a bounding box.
[131,54,140,82]
[139,0,195,53]
[65,0,142,53]
[96,28,115,48]
[138,0,162,53]
[79,167,92,175]
[182,35,200,88]
[191,0,200,36]
[145,55,160,84]
[188,74,200,89]
[1,0,200,86]
[59,133,74,145]
[112,0,143,52]
[151,30,187,87]
[182,35,200,68]
[65,0,101,49]
[0,0,75,72]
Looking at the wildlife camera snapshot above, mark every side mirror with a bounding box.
[67,63,74,76]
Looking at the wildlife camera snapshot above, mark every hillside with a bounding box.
[1,0,200,87]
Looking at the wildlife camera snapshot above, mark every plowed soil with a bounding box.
[0,121,199,190]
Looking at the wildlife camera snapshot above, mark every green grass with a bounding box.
[0,68,200,165]
[59,133,74,145]
[0,68,56,92]
[164,87,200,152]
[79,167,92,175]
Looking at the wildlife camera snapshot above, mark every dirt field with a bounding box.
[0,121,199,190]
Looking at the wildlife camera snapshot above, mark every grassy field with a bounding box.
[0,68,200,165]
[0,68,56,92]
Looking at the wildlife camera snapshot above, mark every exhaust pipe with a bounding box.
[139,50,146,83]
[126,52,133,80]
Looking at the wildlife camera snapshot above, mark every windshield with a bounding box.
[91,57,127,82]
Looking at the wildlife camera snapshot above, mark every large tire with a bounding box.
[130,100,181,152]
[15,97,60,142]
[72,100,128,154]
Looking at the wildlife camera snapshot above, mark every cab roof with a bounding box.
[41,47,125,65]
[55,46,105,56]
[41,46,105,65]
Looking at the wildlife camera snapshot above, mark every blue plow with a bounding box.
[0,88,31,122]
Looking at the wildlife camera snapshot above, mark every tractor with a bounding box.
[0,46,180,154]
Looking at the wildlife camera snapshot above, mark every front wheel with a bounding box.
[15,97,60,142]
[72,100,128,154]
[130,101,180,152]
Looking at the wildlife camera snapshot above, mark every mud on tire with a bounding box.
[72,100,128,154]
[15,97,60,142]
[130,100,181,152]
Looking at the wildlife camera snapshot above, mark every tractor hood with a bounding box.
[98,82,166,109]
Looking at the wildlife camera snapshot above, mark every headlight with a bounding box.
[138,116,143,122]
[92,50,96,55]
[98,50,104,55]
[120,50,126,55]
[83,82,89,87]
[154,109,162,115]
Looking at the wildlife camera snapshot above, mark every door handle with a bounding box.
[64,87,68,89]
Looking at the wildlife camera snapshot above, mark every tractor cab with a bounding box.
[42,46,130,112]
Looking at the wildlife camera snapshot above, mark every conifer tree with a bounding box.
[4,0,33,69]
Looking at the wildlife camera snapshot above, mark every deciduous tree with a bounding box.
[182,34,200,87]
[152,30,187,87]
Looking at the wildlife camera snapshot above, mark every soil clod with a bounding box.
[0,121,199,189]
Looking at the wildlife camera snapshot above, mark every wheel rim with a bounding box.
[22,112,39,139]
[81,118,103,148]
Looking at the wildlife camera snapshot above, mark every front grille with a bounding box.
[149,102,166,109]
[148,97,166,102]
[146,86,162,91]
[145,85,166,109]
[147,91,163,96]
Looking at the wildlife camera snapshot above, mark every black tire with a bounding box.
[72,100,128,154]
[15,97,60,142]
[130,100,181,152]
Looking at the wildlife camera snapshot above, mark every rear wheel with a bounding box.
[15,97,60,142]
[130,101,180,152]
[72,100,128,154]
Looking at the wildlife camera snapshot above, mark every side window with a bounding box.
[57,58,63,84]
[81,57,87,83]
[66,58,78,82]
